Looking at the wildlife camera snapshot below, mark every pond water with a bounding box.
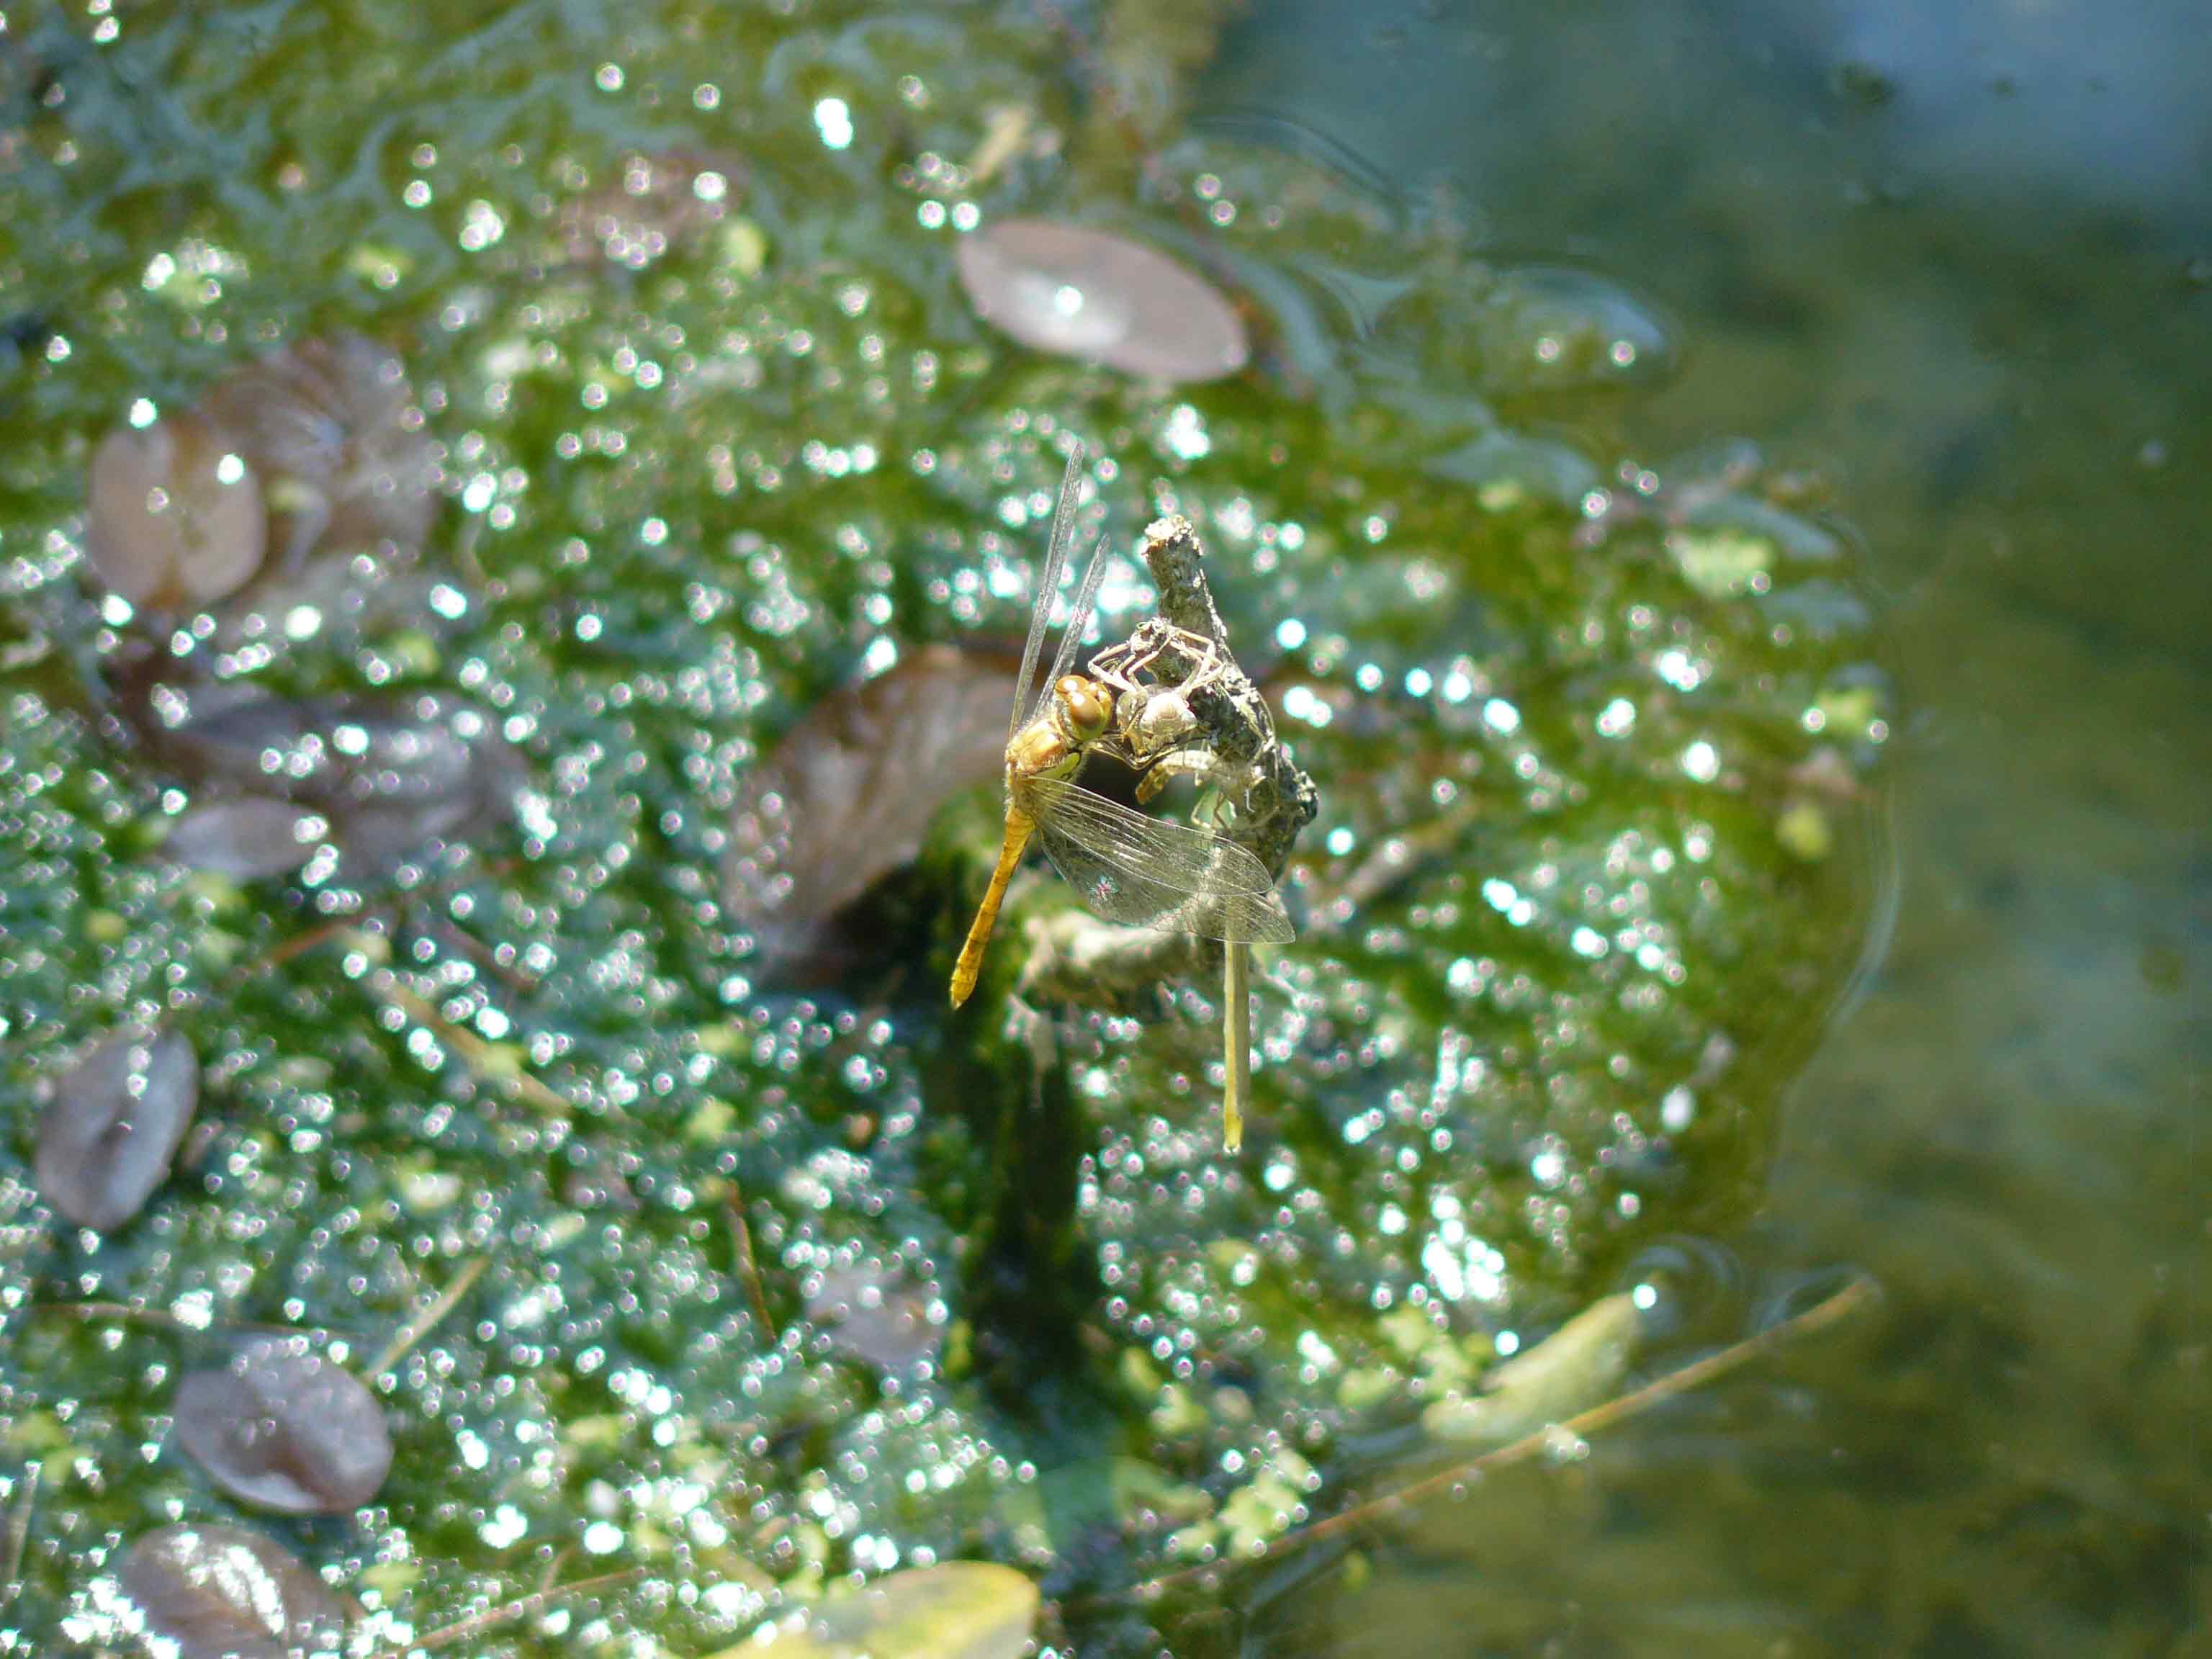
[0,2,2201,1655]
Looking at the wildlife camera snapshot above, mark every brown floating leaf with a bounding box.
[733,1563,1039,1659]
[956,217,1248,382]
[34,1025,199,1233]
[553,148,748,271]
[202,331,437,568]
[137,683,521,874]
[85,333,433,624]
[805,1265,943,1372]
[117,1523,345,1659]
[163,796,328,880]
[84,415,266,608]
[724,645,1012,976]
[173,1337,393,1514]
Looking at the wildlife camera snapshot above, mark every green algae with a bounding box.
[0,2,1888,1653]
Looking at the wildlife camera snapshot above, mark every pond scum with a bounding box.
[0,4,1888,1654]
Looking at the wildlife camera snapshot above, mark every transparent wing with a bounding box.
[1012,444,1087,739]
[1038,532,1112,701]
[1028,775,1295,943]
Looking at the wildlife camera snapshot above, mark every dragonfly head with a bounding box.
[1052,675,1113,743]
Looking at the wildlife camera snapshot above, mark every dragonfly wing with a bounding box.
[1040,531,1113,698]
[1013,444,1088,739]
[1029,776,1295,943]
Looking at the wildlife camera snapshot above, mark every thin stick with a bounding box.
[1221,944,1250,1154]
[1130,1274,1878,1597]
[225,913,361,989]
[726,1184,778,1343]
[30,1300,331,1340]
[367,1256,487,1381]
[388,1565,647,1653]
[1,1464,38,1604]
[382,983,572,1117]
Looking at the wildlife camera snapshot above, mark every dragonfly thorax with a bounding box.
[1006,673,1115,784]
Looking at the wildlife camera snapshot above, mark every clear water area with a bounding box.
[0,2,2198,1656]
[1205,2,2212,1655]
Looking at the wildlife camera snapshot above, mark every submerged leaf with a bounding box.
[173,1337,394,1514]
[725,645,1012,976]
[1423,1293,1644,1446]
[1473,265,1678,395]
[958,217,1248,382]
[85,415,266,609]
[117,1523,345,1659]
[1425,429,1602,509]
[1375,262,1677,397]
[35,1025,199,1233]
[163,797,328,880]
[736,1563,1039,1659]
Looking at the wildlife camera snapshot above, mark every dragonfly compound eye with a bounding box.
[1056,675,1112,739]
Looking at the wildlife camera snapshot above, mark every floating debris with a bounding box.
[956,218,1248,382]
[161,796,328,881]
[724,644,1012,978]
[1775,797,1837,862]
[34,1025,199,1233]
[742,1562,1039,1659]
[116,1522,345,1659]
[84,415,266,609]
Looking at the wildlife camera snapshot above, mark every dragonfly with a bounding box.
[948,446,1294,1144]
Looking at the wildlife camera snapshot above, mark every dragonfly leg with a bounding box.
[1222,941,1250,1154]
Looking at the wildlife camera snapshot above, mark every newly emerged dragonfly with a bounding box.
[949,446,1294,1148]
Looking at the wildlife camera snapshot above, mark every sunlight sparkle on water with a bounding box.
[1280,685,1331,727]
[1655,648,1701,691]
[1161,404,1210,460]
[814,97,855,149]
